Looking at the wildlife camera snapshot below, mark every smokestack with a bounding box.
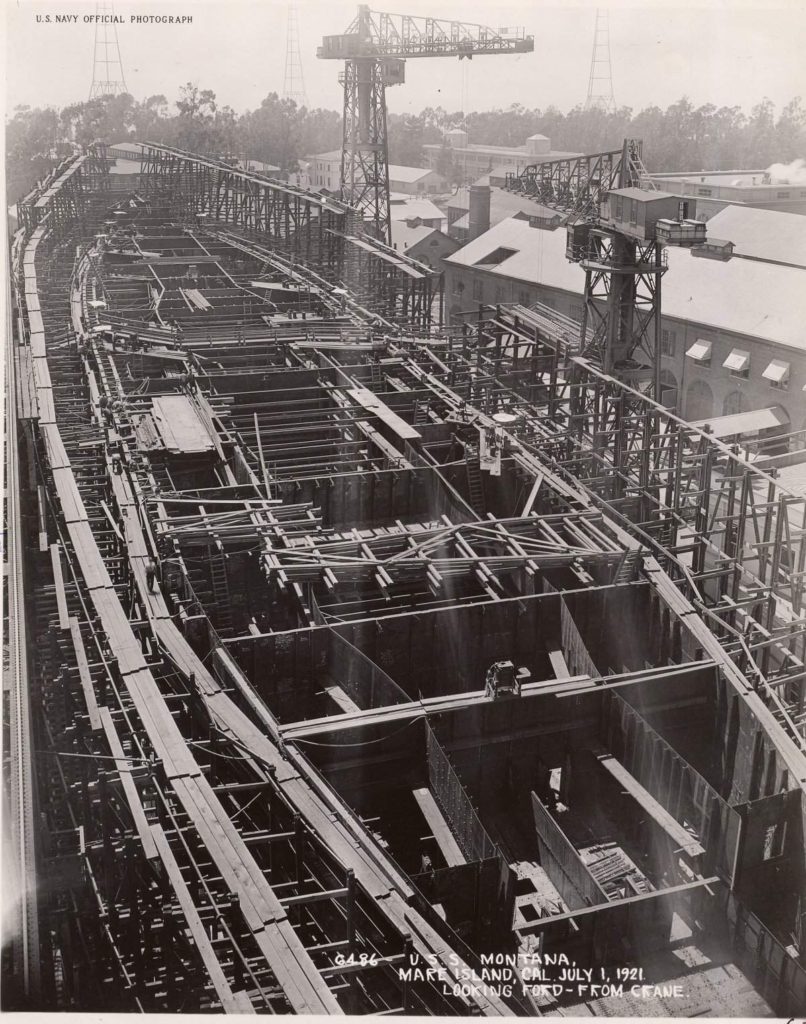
[468,185,491,241]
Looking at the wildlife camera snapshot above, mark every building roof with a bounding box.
[445,216,806,352]
[389,197,444,222]
[527,134,549,141]
[609,187,678,202]
[388,164,436,183]
[109,140,148,153]
[448,186,559,224]
[705,206,806,269]
[653,170,766,187]
[390,222,439,251]
[424,142,581,163]
[311,149,343,162]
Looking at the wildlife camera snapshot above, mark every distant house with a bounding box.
[390,221,459,268]
[239,159,286,181]
[387,164,447,195]
[388,193,445,229]
[423,130,581,184]
[307,150,342,191]
[307,150,448,195]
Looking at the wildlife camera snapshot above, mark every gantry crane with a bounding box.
[318,6,533,244]
[505,139,706,403]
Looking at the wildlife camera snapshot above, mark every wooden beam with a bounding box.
[593,748,705,859]
[517,876,720,935]
[412,788,466,867]
[68,618,102,732]
[324,684,360,715]
[49,544,70,630]
[150,825,254,1013]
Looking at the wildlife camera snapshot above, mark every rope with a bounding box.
[292,716,419,749]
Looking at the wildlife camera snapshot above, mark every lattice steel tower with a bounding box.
[283,4,309,108]
[88,1,128,100]
[585,8,616,113]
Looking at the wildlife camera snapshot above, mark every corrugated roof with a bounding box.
[706,206,806,268]
[445,216,806,351]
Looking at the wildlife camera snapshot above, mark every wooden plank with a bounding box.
[594,749,705,858]
[548,648,571,678]
[517,876,720,935]
[152,394,216,453]
[98,707,158,859]
[412,788,466,867]
[68,618,102,732]
[150,826,252,1014]
[49,544,70,630]
[347,387,422,441]
[324,684,360,715]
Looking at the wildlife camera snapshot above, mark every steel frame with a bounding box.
[7,145,805,1017]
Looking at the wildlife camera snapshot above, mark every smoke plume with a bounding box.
[767,158,806,184]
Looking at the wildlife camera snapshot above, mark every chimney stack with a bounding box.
[468,185,491,241]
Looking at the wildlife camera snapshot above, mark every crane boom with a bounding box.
[319,8,534,59]
[319,5,534,244]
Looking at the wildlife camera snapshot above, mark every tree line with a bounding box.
[6,85,804,204]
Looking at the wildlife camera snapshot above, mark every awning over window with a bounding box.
[762,359,790,384]
[722,348,750,372]
[686,339,712,362]
[690,406,789,439]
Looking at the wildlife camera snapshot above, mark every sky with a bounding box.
[4,0,806,119]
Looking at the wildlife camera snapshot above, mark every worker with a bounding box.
[111,453,123,475]
[419,850,433,874]
[145,559,158,593]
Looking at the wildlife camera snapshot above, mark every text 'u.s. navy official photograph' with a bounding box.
[3,0,806,1020]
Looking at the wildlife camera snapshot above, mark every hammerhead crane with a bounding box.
[319,6,534,244]
[505,139,706,404]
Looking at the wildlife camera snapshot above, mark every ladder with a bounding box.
[209,548,233,633]
[614,549,642,585]
[465,445,485,514]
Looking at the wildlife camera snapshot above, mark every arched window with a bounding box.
[685,379,713,420]
[723,391,745,416]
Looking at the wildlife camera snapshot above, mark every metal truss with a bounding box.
[340,58,391,242]
[323,6,534,59]
[504,138,646,220]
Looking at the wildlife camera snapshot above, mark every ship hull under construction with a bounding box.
[4,145,806,1016]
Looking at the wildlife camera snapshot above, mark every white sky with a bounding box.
[4,0,806,118]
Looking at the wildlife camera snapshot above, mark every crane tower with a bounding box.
[504,139,706,405]
[319,6,533,243]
